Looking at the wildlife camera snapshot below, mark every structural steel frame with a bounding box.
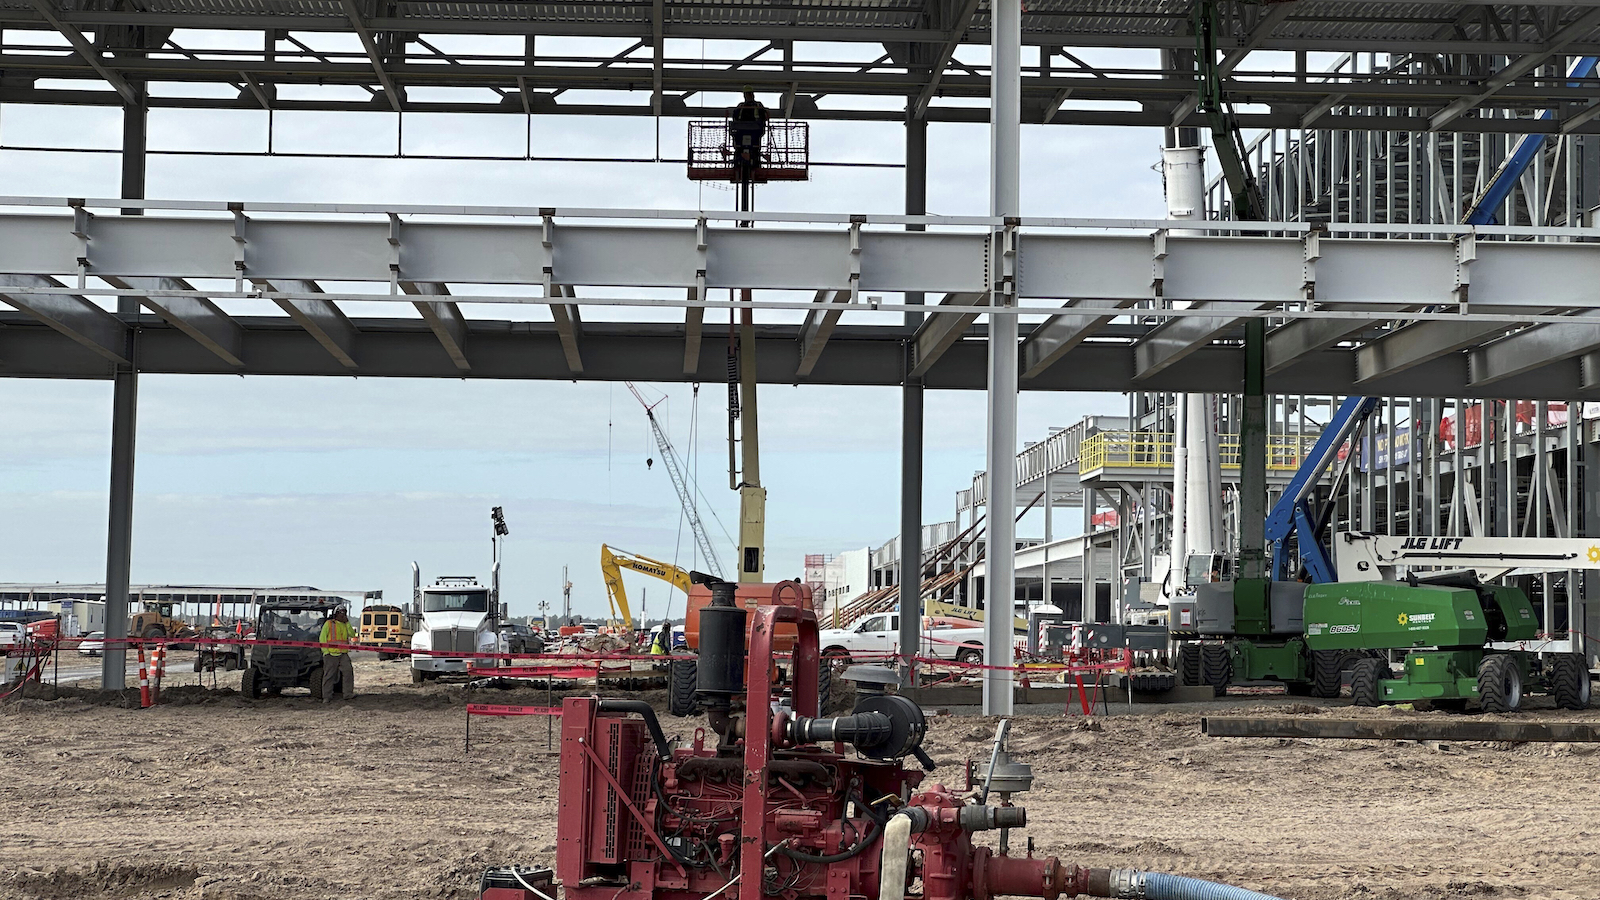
[2,1,1600,132]
[3,197,1599,400]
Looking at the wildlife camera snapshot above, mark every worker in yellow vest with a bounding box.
[319,607,356,703]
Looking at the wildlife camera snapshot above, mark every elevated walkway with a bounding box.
[1077,431,1316,486]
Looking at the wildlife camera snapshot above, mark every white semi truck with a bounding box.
[410,563,506,682]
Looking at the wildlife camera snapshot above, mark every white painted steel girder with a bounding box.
[1,208,1597,309]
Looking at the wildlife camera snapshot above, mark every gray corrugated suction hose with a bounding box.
[877,813,914,900]
[1102,870,1289,900]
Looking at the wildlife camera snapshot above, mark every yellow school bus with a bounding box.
[358,604,417,661]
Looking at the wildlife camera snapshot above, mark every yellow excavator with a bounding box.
[599,544,696,633]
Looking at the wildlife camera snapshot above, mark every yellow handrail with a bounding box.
[1078,431,1317,474]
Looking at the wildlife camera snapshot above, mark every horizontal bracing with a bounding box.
[1,201,1599,400]
[0,202,1596,308]
[4,314,1599,401]
[5,0,1600,130]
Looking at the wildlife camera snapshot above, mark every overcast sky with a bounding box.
[0,52,1168,619]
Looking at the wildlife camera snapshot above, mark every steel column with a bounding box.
[899,113,927,690]
[102,90,146,691]
[983,0,1020,716]
[1238,318,1267,580]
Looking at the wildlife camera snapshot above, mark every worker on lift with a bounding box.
[729,87,769,179]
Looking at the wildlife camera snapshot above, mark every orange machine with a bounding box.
[683,579,814,653]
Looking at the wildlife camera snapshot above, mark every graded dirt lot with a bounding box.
[3,655,1599,900]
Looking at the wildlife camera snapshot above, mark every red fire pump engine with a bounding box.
[481,578,1286,900]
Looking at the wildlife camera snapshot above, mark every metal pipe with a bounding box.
[1171,397,1188,596]
[983,0,1020,716]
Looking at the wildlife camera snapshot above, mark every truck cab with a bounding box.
[410,576,505,682]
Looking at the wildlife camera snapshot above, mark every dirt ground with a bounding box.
[4,654,1599,900]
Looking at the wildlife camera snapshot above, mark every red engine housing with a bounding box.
[554,599,1088,900]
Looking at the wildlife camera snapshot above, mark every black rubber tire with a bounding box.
[1178,644,1201,686]
[411,666,425,685]
[1549,653,1591,711]
[955,646,984,665]
[1199,644,1232,697]
[1349,658,1385,707]
[823,649,853,673]
[1477,654,1522,713]
[308,666,326,701]
[240,667,261,699]
[668,658,699,717]
[816,663,834,714]
[1310,649,1344,698]
[142,625,167,640]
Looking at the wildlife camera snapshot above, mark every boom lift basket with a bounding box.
[687,119,809,182]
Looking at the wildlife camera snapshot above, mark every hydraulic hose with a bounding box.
[876,813,914,900]
[1097,870,1289,900]
[596,699,673,759]
[777,819,883,864]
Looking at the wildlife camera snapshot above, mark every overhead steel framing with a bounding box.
[2,0,1600,132]
[3,197,1600,399]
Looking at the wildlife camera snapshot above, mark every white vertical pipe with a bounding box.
[1171,399,1188,597]
[982,0,1021,717]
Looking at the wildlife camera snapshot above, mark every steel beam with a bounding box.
[25,0,137,104]
[910,293,985,377]
[340,0,404,111]
[1468,320,1600,385]
[1219,3,1296,77]
[1202,716,1600,742]
[1020,299,1132,379]
[402,281,469,372]
[683,293,703,377]
[0,315,1594,399]
[1171,2,1295,127]
[1264,312,1382,375]
[1134,302,1268,380]
[104,276,244,368]
[0,274,129,365]
[1300,92,1347,128]
[550,284,584,374]
[911,0,983,119]
[1429,8,1600,130]
[796,289,850,378]
[1355,320,1524,383]
[258,279,359,369]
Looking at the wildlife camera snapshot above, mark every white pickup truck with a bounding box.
[819,613,986,667]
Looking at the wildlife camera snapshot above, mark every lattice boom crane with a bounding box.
[626,383,726,579]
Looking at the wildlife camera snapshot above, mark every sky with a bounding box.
[0,45,1169,619]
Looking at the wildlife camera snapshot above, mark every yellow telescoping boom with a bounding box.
[599,544,694,632]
